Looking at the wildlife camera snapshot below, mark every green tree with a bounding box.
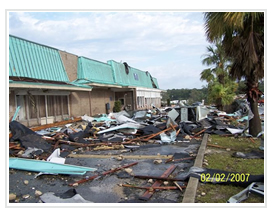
[200,41,236,110]
[208,80,237,108]
[204,12,264,136]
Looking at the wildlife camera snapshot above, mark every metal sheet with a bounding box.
[9,158,96,175]
[9,35,69,82]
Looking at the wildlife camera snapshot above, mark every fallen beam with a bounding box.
[133,175,184,182]
[207,143,235,151]
[165,156,195,163]
[68,154,173,160]
[122,184,187,191]
[139,164,177,200]
[68,162,138,186]
[29,117,82,131]
[193,128,207,137]
[142,125,177,141]
[9,117,83,139]
[182,133,208,203]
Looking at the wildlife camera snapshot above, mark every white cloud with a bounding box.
[8,11,208,89]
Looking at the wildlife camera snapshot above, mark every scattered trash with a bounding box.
[9,101,264,203]
[232,150,264,159]
[40,189,93,203]
[227,182,264,203]
[9,158,97,175]
[9,193,16,201]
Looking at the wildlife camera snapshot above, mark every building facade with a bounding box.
[9,35,162,126]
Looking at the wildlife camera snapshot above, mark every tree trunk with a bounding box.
[248,98,262,137]
[246,74,262,137]
[216,98,223,111]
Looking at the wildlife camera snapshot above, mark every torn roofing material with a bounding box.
[40,189,93,203]
[9,158,97,175]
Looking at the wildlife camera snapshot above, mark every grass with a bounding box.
[195,135,264,203]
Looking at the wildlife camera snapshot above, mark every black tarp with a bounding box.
[9,121,52,152]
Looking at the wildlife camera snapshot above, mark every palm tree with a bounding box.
[204,12,264,136]
[200,41,236,110]
[200,41,230,84]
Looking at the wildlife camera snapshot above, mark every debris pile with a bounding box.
[8,101,264,203]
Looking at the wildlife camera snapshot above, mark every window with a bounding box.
[137,96,144,109]
[47,96,54,116]
[28,95,37,119]
[15,94,69,121]
[61,96,69,115]
[38,95,46,117]
[133,73,139,81]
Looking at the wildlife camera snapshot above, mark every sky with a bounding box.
[8,11,209,90]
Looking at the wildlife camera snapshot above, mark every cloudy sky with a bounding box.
[8,11,210,90]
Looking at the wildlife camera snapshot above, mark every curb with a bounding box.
[182,133,208,203]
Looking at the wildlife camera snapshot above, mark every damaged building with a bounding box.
[9,35,162,127]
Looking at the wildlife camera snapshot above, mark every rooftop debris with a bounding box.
[68,162,138,186]
[139,164,177,201]
[9,101,264,203]
[9,157,97,175]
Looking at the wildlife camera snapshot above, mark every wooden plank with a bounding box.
[122,184,187,191]
[29,117,82,131]
[9,117,82,139]
[133,175,184,182]
[139,164,177,200]
[68,154,173,160]
[69,162,138,186]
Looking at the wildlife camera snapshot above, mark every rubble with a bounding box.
[8,101,264,203]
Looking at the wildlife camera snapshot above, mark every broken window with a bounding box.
[16,95,26,120]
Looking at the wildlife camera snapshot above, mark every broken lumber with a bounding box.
[165,156,195,163]
[207,143,229,149]
[141,125,177,142]
[122,184,187,191]
[9,117,82,139]
[139,164,177,200]
[29,117,82,131]
[133,174,184,182]
[193,128,207,137]
[69,162,138,186]
[68,154,172,160]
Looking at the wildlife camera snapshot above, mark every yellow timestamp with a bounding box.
[200,173,250,183]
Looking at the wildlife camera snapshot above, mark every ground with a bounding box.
[9,140,201,203]
[195,135,264,203]
[8,132,264,204]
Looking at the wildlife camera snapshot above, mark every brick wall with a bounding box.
[70,89,115,117]
[59,51,78,81]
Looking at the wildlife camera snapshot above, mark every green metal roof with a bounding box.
[9,35,69,82]
[9,35,160,90]
[77,57,116,85]
[9,79,92,91]
[107,60,160,89]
